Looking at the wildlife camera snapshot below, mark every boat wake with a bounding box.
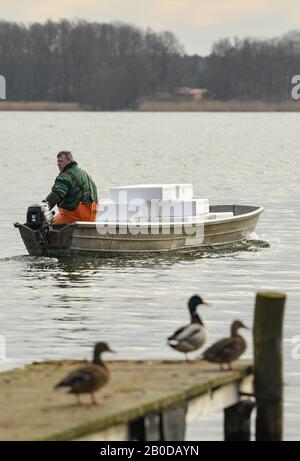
[0,255,59,266]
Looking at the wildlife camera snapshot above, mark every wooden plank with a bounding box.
[0,359,252,441]
[76,424,128,441]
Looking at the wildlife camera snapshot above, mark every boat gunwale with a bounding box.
[64,205,264,229]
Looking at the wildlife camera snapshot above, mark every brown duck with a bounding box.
[202,320,248,370]
[54,342,114,405]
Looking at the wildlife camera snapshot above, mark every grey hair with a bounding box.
[57,151,73,161]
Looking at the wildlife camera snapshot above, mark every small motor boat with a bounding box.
[14,184,264,257]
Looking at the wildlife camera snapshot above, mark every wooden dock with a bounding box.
[0,359,253,441]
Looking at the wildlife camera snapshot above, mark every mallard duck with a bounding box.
[54,342,114,405]
[202,320,248,370]
[167,295,209,361]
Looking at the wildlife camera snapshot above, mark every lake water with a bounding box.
[0,112,299,440]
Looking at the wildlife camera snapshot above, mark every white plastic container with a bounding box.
[97,200,150,222]
[175,184,193,200]
[97,185,209,222]
[156,199,209,218]
[110,184,177,203]
[97,198,209,222]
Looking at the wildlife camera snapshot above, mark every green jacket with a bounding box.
[47,162,98,211]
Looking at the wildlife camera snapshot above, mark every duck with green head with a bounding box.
[54,342,114,406]
[202,320,248,370]
[167,295,209,361]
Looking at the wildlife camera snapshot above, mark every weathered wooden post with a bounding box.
[224,400,255,441]
[254,291,286,441]
[160,402,187,440]
[128,413,161,441]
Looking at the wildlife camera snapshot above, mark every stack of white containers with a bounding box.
[97,184,210,222]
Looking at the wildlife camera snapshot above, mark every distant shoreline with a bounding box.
[1,100,300,111]
[0,102,82,111]
[138,100,300,112]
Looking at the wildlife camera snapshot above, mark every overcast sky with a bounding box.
[1,0,299,55]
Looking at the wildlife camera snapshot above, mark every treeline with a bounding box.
[204,32,300,100]
[0,19,199,109]
[0,20,299,107]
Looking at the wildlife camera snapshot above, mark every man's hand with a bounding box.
[41,201,54,224]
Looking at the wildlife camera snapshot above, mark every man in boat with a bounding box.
[44,151,98,225]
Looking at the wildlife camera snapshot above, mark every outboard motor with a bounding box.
[26,202,54,231]
[26,202,54,256]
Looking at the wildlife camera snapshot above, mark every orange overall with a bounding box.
[53,202,99,225]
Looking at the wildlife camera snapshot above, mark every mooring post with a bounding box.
[128,402,187,441]
[224,400,255,441]
[160,402,187,441]
[254,291,286,441]
[128,413,161,441]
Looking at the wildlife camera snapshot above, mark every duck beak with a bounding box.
[108,348,116,353]
[202,301,210,306]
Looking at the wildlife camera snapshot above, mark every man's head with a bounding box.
[57,151,73,171]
